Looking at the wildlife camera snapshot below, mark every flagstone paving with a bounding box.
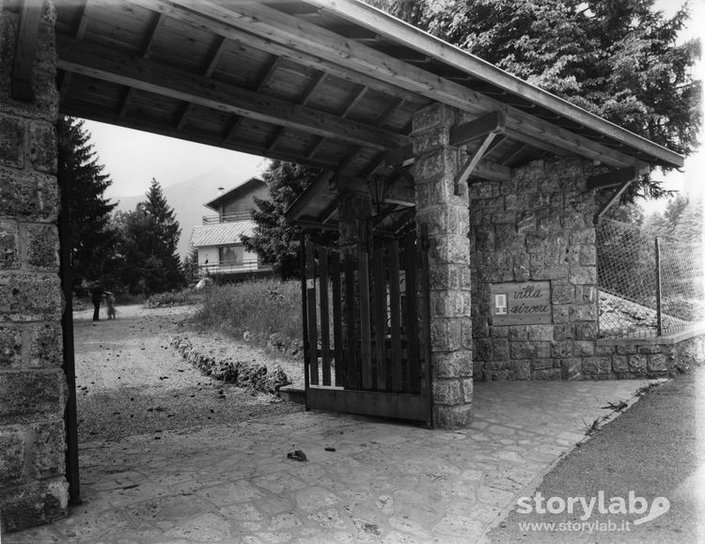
[2,379,655,543]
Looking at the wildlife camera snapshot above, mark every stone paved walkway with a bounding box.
[3,379,654,543]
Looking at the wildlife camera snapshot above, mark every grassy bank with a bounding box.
[195,280,302,344]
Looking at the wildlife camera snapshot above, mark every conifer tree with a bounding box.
[242,161,335,279]
[366,0,701,197]
[112,179,185,294]
[57,116,118,284]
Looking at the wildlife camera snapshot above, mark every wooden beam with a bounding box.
[59,103,339,171]
[286,171,336,221]
[204,35,227,77]
[449,111,505,147]
[469,159,512,182]
[384,180,415,207]
[176,103,193,131]
[300,72,328,106]
[340,85,368,118]
[294,219,339,231]
[74,0,90,39]
[384,144,413,167]
[307,0,683,168]
[321,200,339,224]
[57,36,409,151]
[587,166,638,191]
[142,12,166,59]
[129,0,424,104]
[306,136,326,159]
[118,88,136,119]
[595,179,637,223]
[159,0,664,169]
[12,0,44,101]
[267,127,286,151]
[375,96,404,126]
[502,126,571,158]
[455,132,498,195]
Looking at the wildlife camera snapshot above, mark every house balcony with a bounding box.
[198,259,271,277]
[202,212,252,224]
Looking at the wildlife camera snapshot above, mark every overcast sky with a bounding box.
[84,0,704,208]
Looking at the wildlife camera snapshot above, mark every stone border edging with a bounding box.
[170,336,291,395]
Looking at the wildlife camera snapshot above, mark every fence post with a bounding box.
[655,237,663,336]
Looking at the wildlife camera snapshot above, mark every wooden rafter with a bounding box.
[595,179,638,223]
[57,36,409,151]
[306,137,326,160]
[471,159,511,182]
[12,0,44,101]
[176,103,193,131]
[286,171,336,220]
[61,103,338,171]
[160,0,668,169]
[270,70,330,152]
[300,72,328,106]
[341,85,368,118]
[222,115,241,142]
[117,12,167,119]
[224,56,280,142]
[375,97,404,127]
[308,0,682,168]
[449,112,505,147]
[455,132,500,195]
[142,12,166,59]
[587,166,638,191]
[204,35,228,77]
[118,88,135,119]
[129,0,424,106]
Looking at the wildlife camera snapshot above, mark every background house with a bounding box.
[189,178,272,281]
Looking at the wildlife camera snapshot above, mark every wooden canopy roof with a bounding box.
[44,0,684,226]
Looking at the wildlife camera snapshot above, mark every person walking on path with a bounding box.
[90,282,105,321]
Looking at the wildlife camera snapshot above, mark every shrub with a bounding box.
[147,288,203,308]
[195,279,301,343]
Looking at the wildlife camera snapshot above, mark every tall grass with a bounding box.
[196,279,302,341]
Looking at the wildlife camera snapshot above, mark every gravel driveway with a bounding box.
[73,304,302,443]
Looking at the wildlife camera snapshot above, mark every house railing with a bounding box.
[198,259,269,275]
[202,212,252,224]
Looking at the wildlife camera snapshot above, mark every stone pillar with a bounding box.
[412,103,473,429]
[337,188,371,252]
[0,1,69,532]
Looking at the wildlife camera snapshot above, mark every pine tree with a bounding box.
[57,116,118,284]
[366,0,701,197]
[112,179,185,295]
[242,161,336,279]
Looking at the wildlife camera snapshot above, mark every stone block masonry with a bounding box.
[413,103,473,429]
[0,0,69,533]
[470,158,601,381]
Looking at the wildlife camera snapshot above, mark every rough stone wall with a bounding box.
[412,103,473,428]
[591,335,705,378]
[470,158,599,381]
[0,0,69,532]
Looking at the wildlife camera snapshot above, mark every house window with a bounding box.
[219,245,243,266]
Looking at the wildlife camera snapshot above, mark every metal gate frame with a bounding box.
[300,231,432,425]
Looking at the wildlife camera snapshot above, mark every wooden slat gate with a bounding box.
[301,231,432,425]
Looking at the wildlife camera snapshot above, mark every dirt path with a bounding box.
[73,304,302,443]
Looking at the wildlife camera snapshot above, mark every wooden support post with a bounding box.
[454,131,498,195]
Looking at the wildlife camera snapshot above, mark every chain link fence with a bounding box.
[596,219,705,338]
